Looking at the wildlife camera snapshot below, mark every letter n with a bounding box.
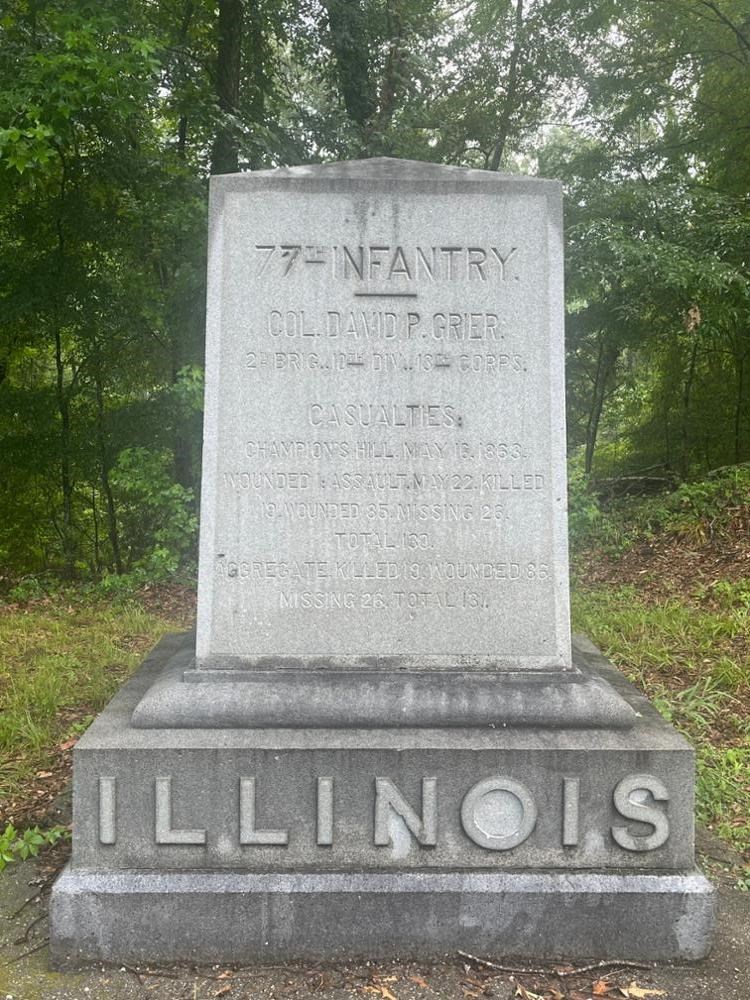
[374,777,437,846]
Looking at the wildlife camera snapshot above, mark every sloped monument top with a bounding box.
[197,158,570,671]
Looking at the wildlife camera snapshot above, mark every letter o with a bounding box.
[460,777,537,850]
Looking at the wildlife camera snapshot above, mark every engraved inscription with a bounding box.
[562,777,580,847]
[98,771,672,857]
[316,777,334,846]
[239,777,288,845]
[255,244,517,282]
[154,777,206,846]
[198,181,570,664]
[374,777,437,848]
[611,774,670,851]
[460,777,538,850]
[98,776,117,845]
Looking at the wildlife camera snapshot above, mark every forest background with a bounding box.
[0,0,748,876]
[1,0,749,583]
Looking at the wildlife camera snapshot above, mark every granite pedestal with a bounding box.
[50,633,715,965]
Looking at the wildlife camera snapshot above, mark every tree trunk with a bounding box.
[53,147,77,577]
[176,0,195,160]
[324,0,376,144]
[94,371,124,574]
[211,0,244,174]
[54,326,76,577]
[489,0,524,171]
[91,486,102,576]
[735,352,746,463]
[370,1,405,152]
[584,336,618,476]
[680,337,699,479]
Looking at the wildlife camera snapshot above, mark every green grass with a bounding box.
[1,581,747,873]
[572,585,750,854]
[0,594,182,809]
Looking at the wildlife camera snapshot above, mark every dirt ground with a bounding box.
[1,837,748,1000]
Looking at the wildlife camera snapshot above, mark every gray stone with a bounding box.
[130,642,637,729]
[49,159,716,966]
[50,868,715,966]
[61,635,695,875]
[197,158,570,674]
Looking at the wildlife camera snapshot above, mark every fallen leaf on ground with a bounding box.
[408,975,429,988]
[213,987,231,998]
[363,984,398,1000]
[593,979,613,995]
[515,986,544,1000]
[463,976,486,988]
[619,985,667,999]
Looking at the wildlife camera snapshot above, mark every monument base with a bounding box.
[49,633,716,966]
[50,868,714,966]
[130,644,637,729]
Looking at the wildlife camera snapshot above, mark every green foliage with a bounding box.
[0,6,159,177]
[556,0,750,480]
[0,0,748,582]
[0,823,69,873]
[567,464,602,548]
[109,448,198,579]
[572,584,750,855]
[570,464,750,559]
[0,591,184,803]
[695,747,750,848]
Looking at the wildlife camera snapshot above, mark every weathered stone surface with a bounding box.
[69,635,694,873]
[50,868,716,966]
[130,642,637,729]
[49,160,716,966]
[197,159,570,671]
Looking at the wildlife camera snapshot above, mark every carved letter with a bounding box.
[467,247,487,279]
[374,777,437,847]
[317,777,334,846]
[98,776,116,845]
[612,774,670,851]
[562,777,579,846]
[239,777,288,845]
[342,246,364,279]
[460,777,537,850]
[154,777,206,845]
[490,246,517,279]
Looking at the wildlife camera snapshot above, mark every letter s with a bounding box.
[612,773,670,851]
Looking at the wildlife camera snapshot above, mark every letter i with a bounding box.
[317,777,334,846]
[99,776,116,844]
[562,777,579,846]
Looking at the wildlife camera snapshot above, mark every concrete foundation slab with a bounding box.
[49,868,715,966]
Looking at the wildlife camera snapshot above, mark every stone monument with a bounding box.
[50,159,715,965]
